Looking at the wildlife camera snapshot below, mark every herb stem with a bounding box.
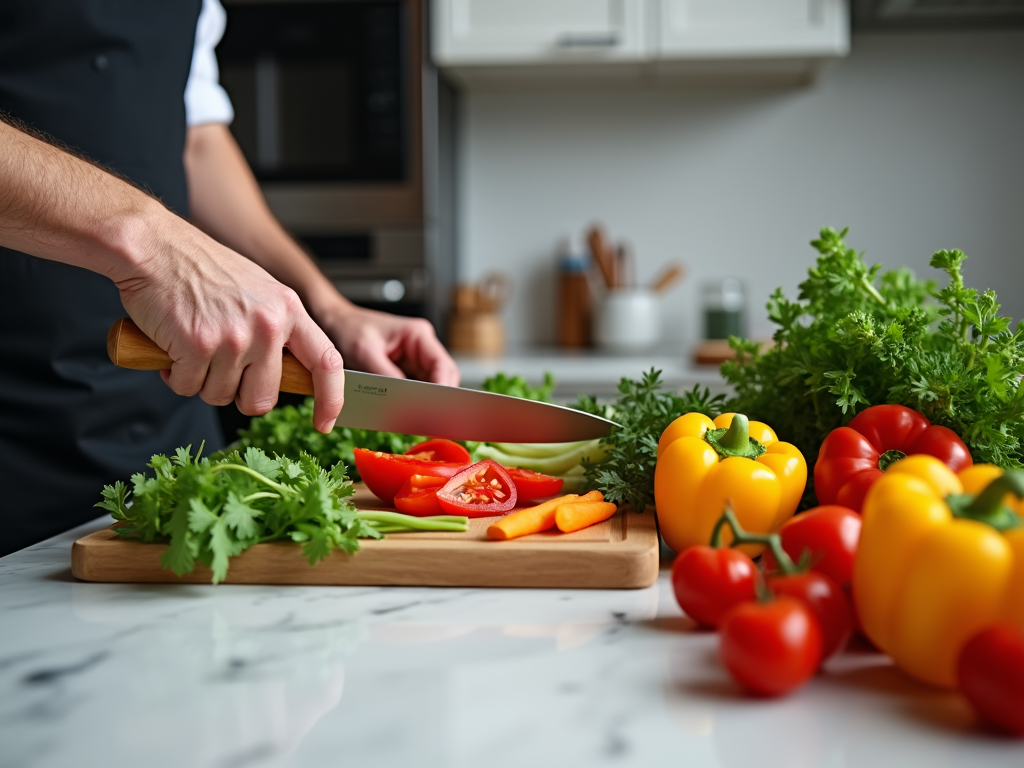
[242,491,280,503]
[211,464,292,496]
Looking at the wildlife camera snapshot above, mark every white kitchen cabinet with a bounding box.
[432,0,850,85]
[432,0,648,65]
[657,0,849,58]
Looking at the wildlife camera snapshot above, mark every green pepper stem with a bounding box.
[703,414,766,460]
[719,415,751,452]
[964,471,1024,522]
[709,505,800,576]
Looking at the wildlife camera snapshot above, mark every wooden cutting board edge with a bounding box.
[71,507,660,590]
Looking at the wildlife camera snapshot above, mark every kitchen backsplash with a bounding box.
[454,30,1024,350]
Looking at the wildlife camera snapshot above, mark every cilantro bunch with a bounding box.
[98,445,466,584]
[236,398,420,481]
[576,371,726,512]
[723,227,1024,497]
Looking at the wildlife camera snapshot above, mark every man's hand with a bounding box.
[184,123,461,387]
[0,119,345,433]
[118,216,345,432]
[316,302,460,387]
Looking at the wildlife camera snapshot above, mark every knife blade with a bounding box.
[106,318,617,443]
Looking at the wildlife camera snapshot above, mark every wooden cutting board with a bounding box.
[71,487,660,589]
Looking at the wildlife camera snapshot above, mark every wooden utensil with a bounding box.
[586,225,617,289]
[650,263,685,294]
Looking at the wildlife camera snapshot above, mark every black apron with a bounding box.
[0,0,224,557]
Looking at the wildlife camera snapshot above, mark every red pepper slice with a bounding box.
[436,460,518,517]
[504,467,564,502]
[814,404,972,512]
[393,474,447,517]
[354,448,466,506]
[403,438,472,465]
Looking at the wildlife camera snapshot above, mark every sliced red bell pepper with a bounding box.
[504,467,563,502]
[354,448,467,506]
[403,438,472,465]
[394,474,447,517]
[814,404,972,512]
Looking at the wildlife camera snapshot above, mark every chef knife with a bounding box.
[106,318,617,443]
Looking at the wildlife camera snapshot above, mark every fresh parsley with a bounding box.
[97,444,467,584]
[576,370,726,513]
[723,227,1024,502]
[235,398,421,481]
[480,371,555,401]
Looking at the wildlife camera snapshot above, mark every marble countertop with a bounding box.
[2,518,1022,768]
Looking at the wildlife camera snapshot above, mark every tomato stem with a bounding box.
[710,505,801,575]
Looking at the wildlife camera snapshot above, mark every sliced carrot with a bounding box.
[487,490,604,540]
[555,500,618,533]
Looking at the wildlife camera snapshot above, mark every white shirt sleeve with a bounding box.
[184,0,235,127]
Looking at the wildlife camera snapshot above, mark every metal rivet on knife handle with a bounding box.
[106,317,315,396]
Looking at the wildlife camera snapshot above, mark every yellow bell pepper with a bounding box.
[853,455,1024,688]
[653,412,806,556]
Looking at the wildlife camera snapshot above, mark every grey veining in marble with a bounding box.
[1,517,1022,768]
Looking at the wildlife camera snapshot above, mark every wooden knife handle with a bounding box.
[106,317,315,396]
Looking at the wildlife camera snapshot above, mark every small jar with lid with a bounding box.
[703,278,746,340]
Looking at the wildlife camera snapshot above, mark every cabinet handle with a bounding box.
[556,32,620,47]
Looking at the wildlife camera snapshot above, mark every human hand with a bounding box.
[316,301,460,387]
[113,210,345,432]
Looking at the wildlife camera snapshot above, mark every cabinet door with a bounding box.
[657,0,849,58]
[432,0,647,65]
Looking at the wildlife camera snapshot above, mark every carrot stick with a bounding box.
[555,501,618,533]
[487,490,603,540]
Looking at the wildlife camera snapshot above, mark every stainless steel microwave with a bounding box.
[219,0,454,326]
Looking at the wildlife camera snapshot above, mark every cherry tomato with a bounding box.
[766,571,853,660]
[671,546,757,628]
[354,448,466,506]
[505,467,563,501]
[720,596,823,697]
[762,505,861,588]
[404,438,472,465]
[393,474,447,517]
[437,460,517,517]
[957,624,1024,736]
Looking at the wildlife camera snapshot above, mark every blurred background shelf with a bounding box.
[455,346,728,400]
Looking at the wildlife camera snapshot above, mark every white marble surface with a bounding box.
[2,518,1023,768]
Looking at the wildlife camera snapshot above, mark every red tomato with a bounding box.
[504,467,564,501]
[354,448,465,506]
[766,571,853,660]
[957,624,1024,736]
[437,460,518,517]
[404,439,472,465]
[762,506,861,588]
[671,546,757,628]
[720,596,823,697]
[393,474,447,517]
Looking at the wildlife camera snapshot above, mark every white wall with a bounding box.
[456,30,1024,350]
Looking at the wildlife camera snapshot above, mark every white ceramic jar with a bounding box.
[594,289,660,350]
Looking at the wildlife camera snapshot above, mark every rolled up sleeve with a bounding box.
[184,0,234,127]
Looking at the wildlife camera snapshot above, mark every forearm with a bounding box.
[183,123,348,321]
[0,118,163,284]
